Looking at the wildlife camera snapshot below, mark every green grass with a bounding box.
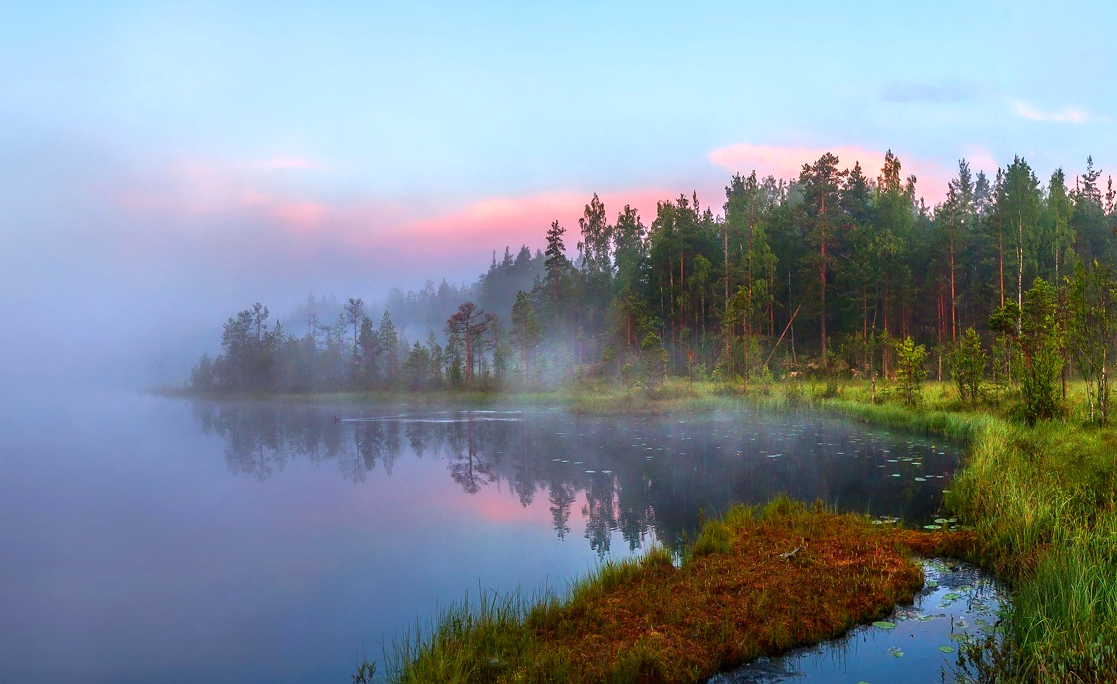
[801,380,1117,682]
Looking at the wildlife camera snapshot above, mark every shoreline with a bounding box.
[169,378,1117,681]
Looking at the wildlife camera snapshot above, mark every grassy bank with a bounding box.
[379,498,975,683]
[788,381,1117,682]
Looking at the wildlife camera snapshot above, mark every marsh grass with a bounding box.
[375,498,961,683]
[574,376,1117,682]
[807,381,1117,682]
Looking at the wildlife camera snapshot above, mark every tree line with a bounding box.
[188,150,1117,410]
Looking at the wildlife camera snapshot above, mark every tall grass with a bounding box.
[807,380,1117,681]
[383,587,547,684]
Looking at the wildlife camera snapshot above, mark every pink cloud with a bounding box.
[959,145,1000,177]
[109,155,684,284]
[106,150,806,286]
[367,188,675,261]
[242,191,328,232]
[708,142,952,205]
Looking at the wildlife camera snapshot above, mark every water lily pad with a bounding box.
[889,646,904,658]
[924,524,942,530]
[942,592,963,601]
[939,645,955,653]
[873,620,896,629]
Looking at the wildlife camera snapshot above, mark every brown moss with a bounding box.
[512,505,968,682]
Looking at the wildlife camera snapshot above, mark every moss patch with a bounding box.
[385,500,976,683]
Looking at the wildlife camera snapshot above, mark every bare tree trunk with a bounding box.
[724,223,730,364]
[820,256,827,357]
[1017,219,1024,316]
[998,228,1005,308]
[950,231,957,343]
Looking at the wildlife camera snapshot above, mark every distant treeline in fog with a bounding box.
[188,151,1117,393]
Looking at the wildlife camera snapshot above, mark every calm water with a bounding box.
[715,559,1006,683]
[0,391,966,683]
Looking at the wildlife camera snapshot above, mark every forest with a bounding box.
[187,150,1117,404]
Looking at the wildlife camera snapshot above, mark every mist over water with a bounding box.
[0,392,961,683]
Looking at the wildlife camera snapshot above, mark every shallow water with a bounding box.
[0,392,970,683]
[712,559,1006,683]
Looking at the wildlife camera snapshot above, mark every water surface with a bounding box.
[0,392,964,683]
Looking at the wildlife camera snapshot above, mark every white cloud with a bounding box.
[1009,100,1111,124]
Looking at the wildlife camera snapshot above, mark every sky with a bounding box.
[2,0,1116,387]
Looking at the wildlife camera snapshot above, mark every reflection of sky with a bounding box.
[0,393,617,683]
[3,3,1116,388]
[0,393,965,682]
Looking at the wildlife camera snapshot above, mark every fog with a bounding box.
[0,133,503,392]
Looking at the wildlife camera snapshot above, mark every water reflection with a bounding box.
[193,401,960,556]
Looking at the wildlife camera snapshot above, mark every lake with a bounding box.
[0,391,968,683]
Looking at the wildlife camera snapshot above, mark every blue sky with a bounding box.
[2,1,1115,385]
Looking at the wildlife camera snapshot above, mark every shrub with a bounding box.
[950,327,987,407]
[894,336,927,407]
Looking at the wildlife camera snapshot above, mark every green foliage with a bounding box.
[1015,278,1065,424]
[691,520,732,557]
[950,327,987,407]
[640,332,668,391]
[1067,260,1117,424]
[509,290,541,383]
[893,336,927,406]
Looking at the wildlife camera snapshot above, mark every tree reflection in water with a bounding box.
[192,402,959,556]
